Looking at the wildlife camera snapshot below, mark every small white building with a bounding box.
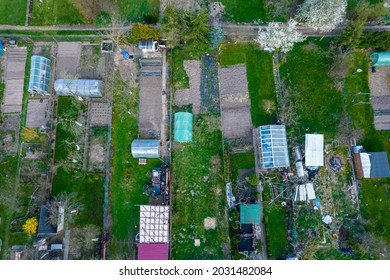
[138,39,158,53]
[305,134,324,167]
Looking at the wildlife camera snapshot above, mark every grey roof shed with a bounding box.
[370,152,390,178]
[131,139,160,158]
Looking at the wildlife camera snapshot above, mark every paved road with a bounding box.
[0,23,390,37]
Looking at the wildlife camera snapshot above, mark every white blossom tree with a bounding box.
[255,20,305,53]
[298,0,347,32]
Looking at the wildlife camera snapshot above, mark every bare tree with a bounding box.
[103,14,129,50]
[68,224,100,259]
[48,192,84,228]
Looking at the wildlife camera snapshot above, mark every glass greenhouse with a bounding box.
[174,112,193,143]
[131,139,160,158]
[259,125,290,169]
[28,55,51,95]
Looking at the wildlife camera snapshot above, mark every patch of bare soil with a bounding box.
[89,137,106,171]
[114,45,138,88]
[175,60,201,114]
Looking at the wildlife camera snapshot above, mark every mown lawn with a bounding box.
[0,0,26,25]
[263,204,288,259]
[230,152,255,182]
[220,0,267,23]
[109,75,160,259]
[279,40,343,142]
[219,43,276,127]
[52,97,103,228]
[119,0,160,22]
[171,115,229,259]
[31,0,85,25]
[345,50,390,245]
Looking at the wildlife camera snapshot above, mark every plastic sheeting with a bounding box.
[370,52,390,66]
[28,55,51,95]
[54,79,103,97]
[305,134,324,167]
[174,112,193,142]
[131,139,160,158]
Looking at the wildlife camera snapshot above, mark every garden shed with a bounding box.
[239,204,260,225]
[131,139,160,158]
[28,55,51,95]
[259,125,290,169]
[354,146,390,178]
[138,39,157,53]
[54,79,103,97]
[305,134,324,167]
[370,52,390,66]
[174,112,193,143]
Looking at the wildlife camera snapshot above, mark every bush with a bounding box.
[359,31,390,51]
[129,23,159,44]
[96,12,111,26]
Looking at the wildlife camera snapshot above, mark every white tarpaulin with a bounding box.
[360,153,371,178]
[305,134,324,167]
[305,183,316,200]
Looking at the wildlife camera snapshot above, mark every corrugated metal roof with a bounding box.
[259,125,290,169]
[138,243,169,260]
[240,204,260,225]
[131,139,160,158]
[305,134,324,167]
[370,152,390,178]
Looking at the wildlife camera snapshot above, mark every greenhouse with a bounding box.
[54,79,103,97]
[259,125,290,169]
[131,139,160,158]
[370,52,390,66]
[174,112,193,143]
[28,55,51,95]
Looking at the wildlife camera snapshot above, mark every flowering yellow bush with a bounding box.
[23,217,38,236]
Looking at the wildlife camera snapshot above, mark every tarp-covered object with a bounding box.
[240,204,260,225]
[370,52,390,66]
[28,55,51,95]
[54,79,103,97]
[305,134,324,167]
[174,112,193,142]
[131,139,160,158]
[0,40,3,56]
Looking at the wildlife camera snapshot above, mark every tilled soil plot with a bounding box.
[200,54,220,114]
[369,66,390,130]
[219,65,253,142]
[56,42,81,78]
[139,64,162,138]
[175,60,201,114]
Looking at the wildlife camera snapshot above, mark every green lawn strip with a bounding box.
[0,0,26,25]
[109,76,160,258]
[31,0,85,25]
[0,156,19,259]
[359,179,390,243]
[347,0,384,11]
[171,115,229,259]
[219,43,276,126]
[263,204,288,259]
[345,50,390,152]
[52,97,103,228]
[119,0,160,22]
[279,40,343,141]
[172,45,207,91]
[220,0,267,23]
[0,30,99,36]
[230,152,255,182]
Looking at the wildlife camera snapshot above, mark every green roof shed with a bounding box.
[370,52,390,66]
[174,112,193,143]
[240,204,260,225]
